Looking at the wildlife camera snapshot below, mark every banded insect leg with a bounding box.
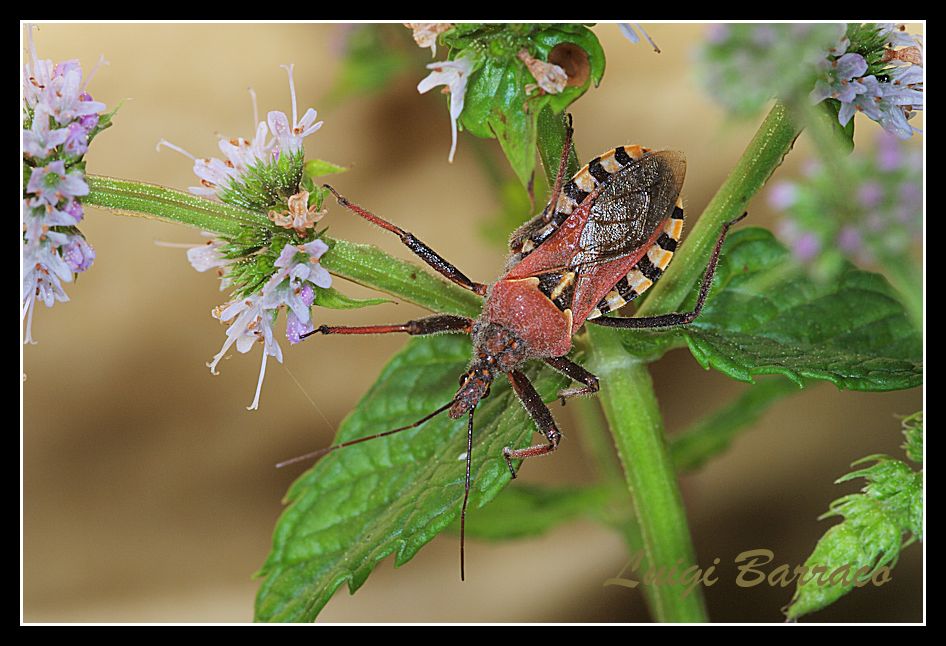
[544,355,600,405]
[323,185,488,296]
[304,315,473,339]
[588,213,747,330]
[502,370,561,479]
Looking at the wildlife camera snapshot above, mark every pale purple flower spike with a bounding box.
[22,27,105,344]
[159,65,332,410]
[811,23,923,140]
[207,239,332,410]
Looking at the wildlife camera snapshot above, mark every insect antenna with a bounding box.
[275,398,457,469]
[460,406,475,581]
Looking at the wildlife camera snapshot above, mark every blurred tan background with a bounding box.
[22,23,923,623]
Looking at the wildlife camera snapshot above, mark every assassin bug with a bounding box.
[288,116,745,579]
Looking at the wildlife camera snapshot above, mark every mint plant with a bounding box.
[23,23,923,623]
[786,412,923,620]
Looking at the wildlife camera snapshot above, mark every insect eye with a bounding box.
[482,384,491,399]
[458,373,470,387]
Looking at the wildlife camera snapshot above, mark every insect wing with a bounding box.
[567,151,686,325]
[572,150,685,270]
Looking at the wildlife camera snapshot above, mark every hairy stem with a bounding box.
[85,175,483,318]
[637,101,801,316]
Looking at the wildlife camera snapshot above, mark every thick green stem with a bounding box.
[586,325,707,622]
[535,102,805,623]
[638,102,802,316]
[537,111,706,621]
[85,175,483,318]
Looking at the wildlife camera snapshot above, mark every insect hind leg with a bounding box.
[589,213,747,330]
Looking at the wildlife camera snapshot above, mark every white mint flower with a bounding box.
[181,234,233,291]
[209,294,283,411]
[205,238,331,410]
[417,55,475,163]
[267,189,327,234]
[619,23,661,53]
[267,64,323,156]
[22,232,75,345]
[156,139,246,199]
[405,23,453,57]
[810,23,924,141]
[158,64,335,409]
[23,107,69,159]
[158,63,322,200]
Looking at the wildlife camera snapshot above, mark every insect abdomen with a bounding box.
[585,203,685,320]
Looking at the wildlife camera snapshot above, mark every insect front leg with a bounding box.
[503,370,561,479]
[589,213,747,330]
[304,315,473,339]
[323,185,488,296]
[543,356,600,405]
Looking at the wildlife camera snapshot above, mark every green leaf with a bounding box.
[255,334,568,622]
[786,445,923,620]
[314,286,390,310]
[460,484,611,541]
[449,24,604,187]
[901,412,922,464]
[304,159,347,179]
[618,227,923,391]
[459,378,804,542]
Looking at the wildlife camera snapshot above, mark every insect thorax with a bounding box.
[471,321,532,373]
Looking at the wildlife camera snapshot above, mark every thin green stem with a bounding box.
[85,175,483,318]
[637,102,802,317]
[86,175,269,236]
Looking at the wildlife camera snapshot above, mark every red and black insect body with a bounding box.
[297,118,744,578]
